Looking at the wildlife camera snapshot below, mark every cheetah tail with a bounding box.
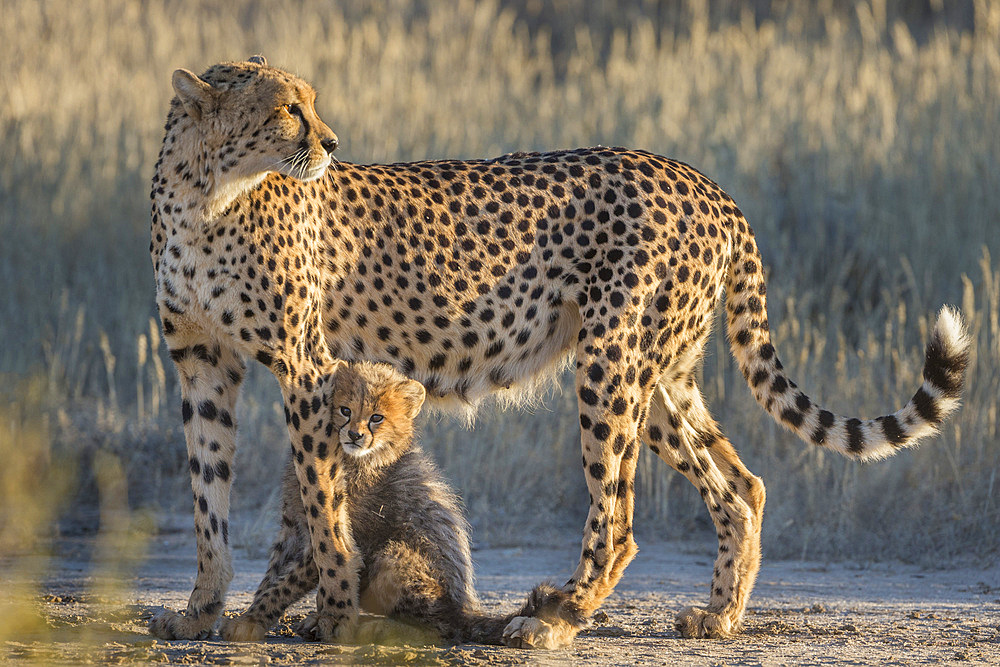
[459,582,584,645]
[724,228,971,462]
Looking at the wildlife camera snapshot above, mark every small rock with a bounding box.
[593,611,610,624]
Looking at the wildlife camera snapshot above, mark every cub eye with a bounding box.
[281,103,297,115]
[339,406,351,418]
[369,414,384,425]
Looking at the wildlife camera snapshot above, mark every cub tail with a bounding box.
[725,225,971,462]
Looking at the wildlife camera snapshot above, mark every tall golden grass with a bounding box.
[0,0,997,561]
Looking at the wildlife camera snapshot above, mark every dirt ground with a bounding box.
[4,528,999,666]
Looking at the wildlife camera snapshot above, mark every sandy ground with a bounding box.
[4,529,999,666]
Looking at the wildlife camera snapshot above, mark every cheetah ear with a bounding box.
[399,379,426,419]
[172,68,219,122]
[247,55,267,66]
[319,360,349,403]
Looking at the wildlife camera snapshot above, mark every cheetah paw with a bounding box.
[218,615,267,642]
[293,611,319,640]
[294,611,357,643]
[674,606,739,638]
[148,607,213,640]
[502,616,577,649]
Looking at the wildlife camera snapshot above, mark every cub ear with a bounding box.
[399,379,426,419]
[171,68,218,122]
[247,55,267,66]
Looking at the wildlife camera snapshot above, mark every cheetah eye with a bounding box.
[339,406,351,418]
[369,414,384,425]
[280,103,298,117]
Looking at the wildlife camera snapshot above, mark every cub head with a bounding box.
[327,362,426,467]
[170,55,338,183]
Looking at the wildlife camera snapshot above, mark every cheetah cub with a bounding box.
[221,361,537,644]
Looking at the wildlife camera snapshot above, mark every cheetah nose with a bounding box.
[348,429,362,441]
[321,136,339,155]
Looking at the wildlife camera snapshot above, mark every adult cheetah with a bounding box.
[148,57,970,647]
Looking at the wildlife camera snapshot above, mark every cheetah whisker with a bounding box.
[288,151,309,179]
[270,155,298,173]
[272,148,311,178]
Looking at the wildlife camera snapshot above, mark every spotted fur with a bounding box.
[149,57,971,646]
[220,361,527,644]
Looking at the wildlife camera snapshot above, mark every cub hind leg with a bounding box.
[352,541,466,645]
[281,539,477,646]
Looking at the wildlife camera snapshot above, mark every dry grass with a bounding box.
[1,0,998,562]
[0,393,152,660]
[0,397,69,641]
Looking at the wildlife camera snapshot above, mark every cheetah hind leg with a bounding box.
[644,379,765,639]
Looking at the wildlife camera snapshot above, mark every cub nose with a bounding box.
[321,136,339,155]
[348,429,362,442]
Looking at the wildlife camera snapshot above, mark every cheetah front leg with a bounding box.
[276,368,361,643]
[220,461,318,641]
[503,339,649,649]
[149,319,245,640]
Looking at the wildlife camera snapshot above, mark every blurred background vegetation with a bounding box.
[0,0,997,568]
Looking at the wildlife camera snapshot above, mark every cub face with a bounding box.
[171,56,339,182]
[327,362,427,467]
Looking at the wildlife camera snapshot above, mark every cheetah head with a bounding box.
[171,56,339,186]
